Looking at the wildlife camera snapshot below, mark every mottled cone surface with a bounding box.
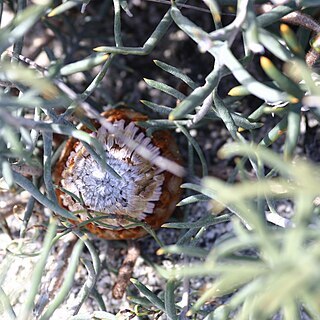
[54,109,182,240]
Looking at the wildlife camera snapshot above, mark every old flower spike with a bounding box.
[54,109,182,240]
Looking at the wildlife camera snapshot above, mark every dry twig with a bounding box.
[112,241,140,299]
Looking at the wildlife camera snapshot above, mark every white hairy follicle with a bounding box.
[60,120,165,228]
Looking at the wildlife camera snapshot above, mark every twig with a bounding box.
[281,11,320,33]
[11,163,42,177]
[306,48,319,67]
[257,7,320,67]
[281,11,320,67]
[5,50,47,73]
[112,241,140,299]
[187,92,213,127]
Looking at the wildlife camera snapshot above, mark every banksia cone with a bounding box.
[54,108,182,240]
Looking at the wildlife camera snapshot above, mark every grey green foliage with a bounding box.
[1,0,320,319]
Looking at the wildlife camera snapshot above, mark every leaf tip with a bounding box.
[228,87,241,96]
[260,56,272,69]
[47,10,56,17]
[186,310,193,316]
[289,96,299,104]
[156,248,164,255]
[93,47,104,52]
[280,23,290,35]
